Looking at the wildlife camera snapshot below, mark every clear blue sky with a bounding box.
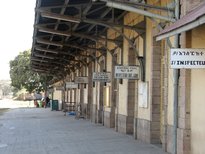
[0,0,36,80]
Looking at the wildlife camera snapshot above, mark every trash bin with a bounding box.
[51,100,58,111]
[38,101,42,108]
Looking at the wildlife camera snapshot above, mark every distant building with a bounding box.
[0,89,3,100]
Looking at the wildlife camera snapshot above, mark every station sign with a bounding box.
[93,72,111,82]
[114,65,139,79]
[65,82,78,89]
[55,86,64,91]
[171,48,205,68]
[75,76,88,84]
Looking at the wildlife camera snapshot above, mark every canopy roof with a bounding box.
[31,0,171,81]
[31,0,130,78]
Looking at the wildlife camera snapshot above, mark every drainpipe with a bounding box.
[173,44,179,154]
[173,0,179,154]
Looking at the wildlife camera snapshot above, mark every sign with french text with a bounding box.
[114,65,139,79]
[170,48,205,68]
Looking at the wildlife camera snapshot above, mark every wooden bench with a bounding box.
[63,102,76,116]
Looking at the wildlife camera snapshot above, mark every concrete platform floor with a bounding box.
[0,108,168,154]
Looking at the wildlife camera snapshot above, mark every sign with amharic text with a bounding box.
[170,48,205,68]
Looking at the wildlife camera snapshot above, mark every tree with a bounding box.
[2,84,12,95]
[0,80,12,96]
[9,50,53,93]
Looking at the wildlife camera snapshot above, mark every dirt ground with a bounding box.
[0,99,35,109]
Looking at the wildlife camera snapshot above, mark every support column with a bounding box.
[88,62,96,122]
[127,47,136,134]
[117,47,136,134]
[104,51,116,128]
[137,37,161,144]
[151,38,161,144]
[97,60,105,124]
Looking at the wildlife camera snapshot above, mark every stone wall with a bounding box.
[137,118,151,143]
[117,114,134,134]
[104,109,115,128]
[150,38,161,144]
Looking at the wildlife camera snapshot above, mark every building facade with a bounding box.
[32,0,205,153]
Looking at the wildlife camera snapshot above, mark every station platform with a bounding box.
[0,107,168,154]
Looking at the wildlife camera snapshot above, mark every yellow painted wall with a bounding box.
[137,18,152,120]
[148,0,174,124]
[135,0,173,122]
[84,88,88,104]
[190,25,205,154]
[76,89,80,104]
[106,50,112,72]
[119,28,128,115]
[167,71,174,125]
[53,89,62,101]
[71,89,74,102]
[68,90,71,102]
[103,86,110,107]
[137,0,173,122]
[118,81,128,115]
[105,45,112,108]
[116,12,144,116]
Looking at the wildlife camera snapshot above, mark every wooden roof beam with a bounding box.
[31,57,48,63]
[35,2,105,10]
[33,53,55,59]
[35,25,120,44]
[37,26,71,37]
[34,38,106,53]
[34,46,58,54]
[35,38,63,47]
[38,11,145,32]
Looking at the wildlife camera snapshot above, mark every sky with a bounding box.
[0,0,36,80]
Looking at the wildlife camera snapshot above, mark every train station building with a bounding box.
[31,0,205,153]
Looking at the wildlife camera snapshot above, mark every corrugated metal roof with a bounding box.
[157,1,205,38]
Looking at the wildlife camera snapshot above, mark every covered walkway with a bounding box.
[0,108,167,154]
